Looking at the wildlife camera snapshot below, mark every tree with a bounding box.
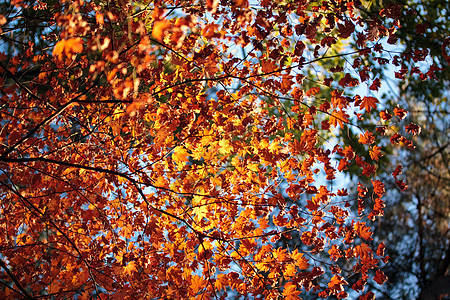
[0,0,435,299]
[341,0,449,298]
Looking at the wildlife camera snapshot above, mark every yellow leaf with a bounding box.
[284,263,297,277]
[193,205,208,222]
[123,261,137,275]
[258,139,269,150]
[218,139,233,155]
[172,146,189,165]
[268,140,281,153]
[247,163,259,172]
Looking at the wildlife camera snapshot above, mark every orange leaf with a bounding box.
[123,261,137,275]
[369,145,382,161]
[371,179,385,197]
[63,38,83,53]
[328,275,348,291]
[190,275,205,294]
[282,282,301,300]
[359,96,379,113]
[353,243,372,258]
[329,110,349,128]
[354,221,373,241]
[261,59,277,73]
[0,14,6,26]
[172,146,189,165]
[53,38,83,60]
[291,249,310,269]
[393,106,407,119]
[152,20,172,41]
[214,273,228,291]
[376,242,386,257]
[272,248,288,262]
[206,0,219,12]
[284,263,297,277]
[306,86,321,96]
[358,131,375,145]
[201,23,219,38]
[328,244,342,261]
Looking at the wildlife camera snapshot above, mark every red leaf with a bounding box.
[390,133,402,144]
[338,20,355,39]
[360,291,376,300]
[395,179,408,191]
[376,126,387,135]
[373,270,388,285]
[294,41,306,56]
[380,4,402,19]
[369,78,381,91]
[376,242,386,257]
[339,73,359,87]
[352,279,366,293]
[405,123,421,135]
[392,165,403,179]
[362,164,376,177]
[442,37,450,64]
[306,199,320,211]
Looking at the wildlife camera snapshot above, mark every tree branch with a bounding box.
[0,259,36,300]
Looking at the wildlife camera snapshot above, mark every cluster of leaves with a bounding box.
[0,0,435,299]
[347,0,449,298]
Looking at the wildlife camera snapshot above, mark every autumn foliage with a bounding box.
[0,0,437,299]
